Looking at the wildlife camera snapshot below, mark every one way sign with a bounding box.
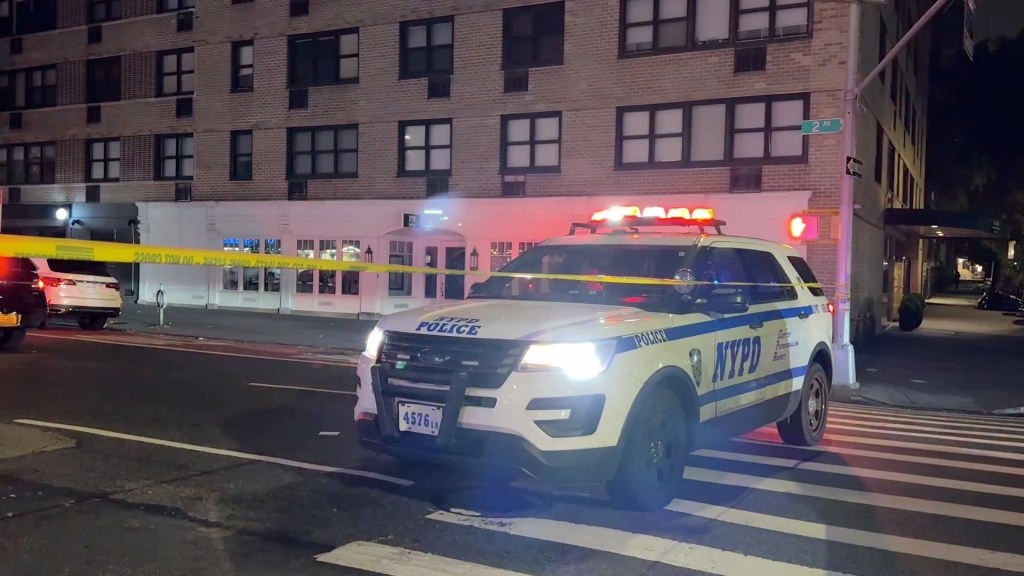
[846,156,863,180]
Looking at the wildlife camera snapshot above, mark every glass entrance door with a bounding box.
[422,243,466,301]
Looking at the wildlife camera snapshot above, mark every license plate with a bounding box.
[0,312,20,327]
[397,402,442,436]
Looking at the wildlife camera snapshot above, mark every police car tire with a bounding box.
[776,362,829,447]
[606,386,687,511]
[0,329,26,351]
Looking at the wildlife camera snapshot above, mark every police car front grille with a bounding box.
[379,331,527,390]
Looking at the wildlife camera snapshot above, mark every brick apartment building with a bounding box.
[0,0,930,336]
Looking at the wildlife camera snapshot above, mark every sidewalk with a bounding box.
[106,303,375,351]
[835,289,1024,414]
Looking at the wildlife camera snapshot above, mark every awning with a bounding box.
[883,209,1009,239]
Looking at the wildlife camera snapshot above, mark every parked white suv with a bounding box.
[354,205,834,510]
[33,259,122,330]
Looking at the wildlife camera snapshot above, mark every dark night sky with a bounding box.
[976,0,1024,41]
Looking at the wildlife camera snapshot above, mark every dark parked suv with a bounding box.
[0,256,48,351]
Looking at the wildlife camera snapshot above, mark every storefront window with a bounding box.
[242,238,260,291]
[389,240,413,296]
[519,242,536,255]
[491,241,513,271]
[319,240,338,295]
[296,239,314,293]
[264,239,281,293]
[341,239,360,295]
[222,238,239,290]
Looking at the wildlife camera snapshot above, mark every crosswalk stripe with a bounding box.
[828,422,1024,449]
[315,541,532,576]
[833,403,1024,427]
[426,511,858,576]
[694,448,1024,498]
[684,467,1024,527]
[737,437,1024,478]
[665,499,1024,572]
[830,416,1024,440]
[744,427,1024,463]
[830,406,1024,432]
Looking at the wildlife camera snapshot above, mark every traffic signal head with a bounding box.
[788,214,819,241]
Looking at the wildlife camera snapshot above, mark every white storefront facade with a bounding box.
[136,191,813,318]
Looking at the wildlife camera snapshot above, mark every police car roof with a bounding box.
[542,230,797,253]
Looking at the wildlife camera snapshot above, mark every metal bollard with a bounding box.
[156,284,167,327]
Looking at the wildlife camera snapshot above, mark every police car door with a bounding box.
[700,246,781,416]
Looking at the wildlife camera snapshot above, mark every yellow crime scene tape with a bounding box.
[0,234,825,290]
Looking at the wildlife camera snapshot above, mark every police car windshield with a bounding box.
[468,244,690,312]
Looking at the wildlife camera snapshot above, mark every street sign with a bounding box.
[963,0,976,61]
[801,118,842,135]
[403,213,419,228]
[845,156,864,180]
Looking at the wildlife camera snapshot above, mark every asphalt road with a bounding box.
[2,334,1024,576]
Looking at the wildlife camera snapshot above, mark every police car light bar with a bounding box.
[572,205,725,236]
[590,205,716,223]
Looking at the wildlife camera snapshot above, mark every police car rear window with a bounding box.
[787,256,825,296]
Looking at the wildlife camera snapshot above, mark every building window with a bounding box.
[316,240,361,295]
[617,104,685,168]
[518,242,536,255]
[0,66,57,111]
[0,143,56,185]
[400,17,454,79]
[87,56,122,103]
[501,112,561,173]
[230,130,253,181]
[874,122,884,185]
[155,133,194,180]
[287,28,359,88]
[877,16,887,85]
[87,139,120,182]
[89,0,122,23]
[621,0,688,55]
[491,241,513,271]
[340,240,360,295]
[729,95,806,161]
[231,40,254,92]
[287,125,358,179]
[886,140,895,194]
[318,240,338,294]
[296,239,315,293]
[503,1,565,69]
[688,102,727,162]
[157,48,195,96]
[736,0,810,41]
[241,238,260,291]
[158,0,194,12]
[388,240,413,296]
[399,119,452,176]
[1,0,57,36]
[264,239,282,293]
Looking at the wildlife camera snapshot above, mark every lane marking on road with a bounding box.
[684,467,1024,527]
[694,448,1024,498]
[318,431,341,436]
[910,379,927,383]
[738,437,1024,477]
[829,416,1024,441]
[665,499,1024,573]
[428,511,854,576]
[26,332,358,367]
[828,423,1024,450]
[744,428,1024,464]
[828,407,1024,433]
[833,403,1024,426]
[12,419,413,487]
[315,541,533,576]
[247,382,356,395]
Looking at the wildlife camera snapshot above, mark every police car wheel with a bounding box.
[606,386,687,511]
[777,362,829,447]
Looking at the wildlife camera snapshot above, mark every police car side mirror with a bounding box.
[672,269,696,295]
[706,288,749,315]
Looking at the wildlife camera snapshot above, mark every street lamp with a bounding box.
[55,207,69,221]
[469,247,479,271]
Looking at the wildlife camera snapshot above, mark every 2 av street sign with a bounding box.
[846,156,864,180]
[801,118,842,135]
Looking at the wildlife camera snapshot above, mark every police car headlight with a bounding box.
[364,327,385,358]
[518,342,616,380]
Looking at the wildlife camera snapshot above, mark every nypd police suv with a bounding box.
[354,206,833,511]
